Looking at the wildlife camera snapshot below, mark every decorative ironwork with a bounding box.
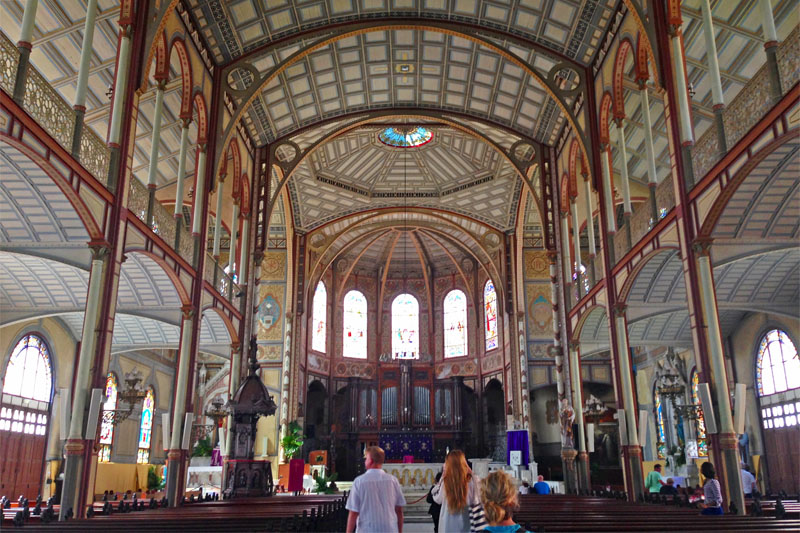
[0,31,19,95]
[23,65,75,149]
[79,124,110,185]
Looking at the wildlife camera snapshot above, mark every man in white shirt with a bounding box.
[740,463,756,496]
[346,446,406,533]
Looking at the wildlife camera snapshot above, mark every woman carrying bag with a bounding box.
[431,450,487,533]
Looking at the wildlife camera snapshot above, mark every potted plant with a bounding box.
[147,465,164,492]
[280,421,305,462]
[191,437,213,466]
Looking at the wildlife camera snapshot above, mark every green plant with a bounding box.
[192,437,213,457]
[147,465,163,492]
[280,421,305,462]
[668,445,686,467]
[312,471,338,494]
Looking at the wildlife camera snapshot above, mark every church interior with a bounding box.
[0,0,798,529]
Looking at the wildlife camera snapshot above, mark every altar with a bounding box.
[382,463,442,491]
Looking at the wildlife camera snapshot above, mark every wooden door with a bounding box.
[0,428,47,500]
[763,425,800,494]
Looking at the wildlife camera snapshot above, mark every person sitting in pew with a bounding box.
[659,478,678,496]
[480,470,531,533]
[699,462,723,515]
[532,476,550,495]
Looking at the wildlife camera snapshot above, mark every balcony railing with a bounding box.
[128,177,194,265]
[692,25,798,181]
[1,31,109,187]
[203,252,241,306]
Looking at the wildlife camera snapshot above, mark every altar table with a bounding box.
[382,463,442,491]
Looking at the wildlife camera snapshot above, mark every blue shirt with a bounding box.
[532,481,550,495]
[484,524,530,533]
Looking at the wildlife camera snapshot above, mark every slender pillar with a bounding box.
[560,212,572,304]
[699,0,727,153]
[582,176,597,286]
[59,244,109,520]
[212,175,227,259]
[612,304,644,500]
[228,202,240,276]
[192,146,207,240]
[570,199,583,298]
[614,119,633,247]
[569,342,590,491]
[759,0,783,101]
[670,36,694,147]
[600,147,616,264]
[145,79,166,227]
[173,119,191,249]
[70,0,99,156]
[12,0,39,104]
[239,217,250,286]
[638,82,659,223]
[165,308,194,507]
[694,239,745,513]
[106,26,132,191]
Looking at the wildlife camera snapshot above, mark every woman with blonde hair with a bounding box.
[431,450,482,532]
[480,470,531,533]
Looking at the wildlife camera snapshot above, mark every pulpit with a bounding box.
[223,338,278,499]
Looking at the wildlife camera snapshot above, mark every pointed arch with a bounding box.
[124,250,192,306]
[484,279,498,351]
[98,372,118,463]
[153,31,169,81]
[193,92,208,144]
[240,177,251,216]
[136,387,155,464]
[560,173,570,214]
[168,38,193,119]
[599,91,614,145]
[635,33,651,83]
[201,305,239,346]
[343,290,367,359]
[443,289,468,358]
[613,38,635,120]
[311,281,327,353]
[392,293,420,359]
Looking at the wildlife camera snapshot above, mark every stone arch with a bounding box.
[153,31,169,81]
[168,38,193,119]
[0,134,103,241]
[122,249,191,306]
[612,37,635,120]
[698,130,798,238]
[599,91,614,145]
[616,247,681,304]
[635,33,651,84]
[571,304,607,344]
[193,92,208,144]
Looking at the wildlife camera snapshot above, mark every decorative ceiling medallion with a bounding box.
[378,126,433,148]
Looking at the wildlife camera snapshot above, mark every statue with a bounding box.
[559,398,576,448]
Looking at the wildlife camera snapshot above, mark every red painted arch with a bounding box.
[123,249,192,306]
[201,306,239,345]
[168,38,193,120]
[599,91,613,145]
[612,38,635,120]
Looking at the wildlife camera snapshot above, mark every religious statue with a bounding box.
[559,398,576,448]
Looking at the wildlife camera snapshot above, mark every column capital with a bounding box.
[154,78,168,91]
[546,250,558,263]
[181,306,196,319]
[88,240,111,260]
[613,115,625,128]
[197,142,207,154]
[568,340,581,352]
[612,303,627,317]
[181,117,193,129]
[636,77,649,91]
[230,341,241,352]
[692,236,714,256]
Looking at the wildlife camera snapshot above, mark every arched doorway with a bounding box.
[0,334,54,499]
[755,329,800,494]
[304,380,328,459]
[484,379,506,460]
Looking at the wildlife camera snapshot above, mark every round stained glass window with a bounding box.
[378,126,433,148]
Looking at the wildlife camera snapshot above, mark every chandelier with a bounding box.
[583,394,607,424]
[103,369,147,426]
[192,396,229,441]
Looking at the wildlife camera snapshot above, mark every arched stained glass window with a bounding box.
[444,290,468,358]
[756,329,800,397]
[392,293,419,359]
[654,391,666,460]
[312,281,327,353]
[343,290,368,359]
[691,370,708,457]
[99,373,118,463]
[378,126,433,148]
[484,280,498,351]
[2,335,52,402]
[0,334,52,435]
[137,388,155,464]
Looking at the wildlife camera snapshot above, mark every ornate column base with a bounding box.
[59,439,86,520]
[719,432,745,514]
[577,451,591,493]
[561,448,578,494]
[165,449,187,508]
[622,444,644,502]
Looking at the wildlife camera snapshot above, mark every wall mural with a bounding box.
[526,284,552,337]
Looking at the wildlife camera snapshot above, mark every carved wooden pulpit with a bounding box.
[223,338,277,498]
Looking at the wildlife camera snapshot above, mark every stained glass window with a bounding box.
[1,335,51,436]
[378,126,433,148]
[691,370,708,457]
[137,388,155,464]
[444,290,467,358]
[484,280,498,351]
[654,391,666,459]
[343,290,367,358]
[392,293,419,359]
[312,281,327,353]
[756,329,800,397]
[3,335,52,402]
[99,373,118,463]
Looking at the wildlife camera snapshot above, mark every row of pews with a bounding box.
[1,493,348,531]
[515,493,800,532]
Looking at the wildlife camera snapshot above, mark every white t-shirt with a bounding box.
[346,468,406,532]
[740,468,756,495]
